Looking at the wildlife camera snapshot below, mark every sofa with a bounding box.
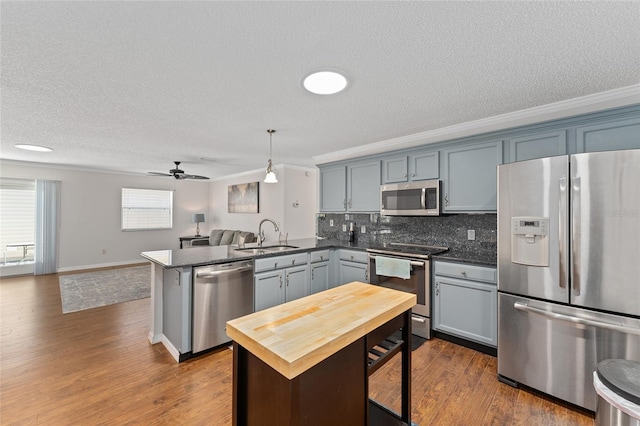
[190,229,257,247]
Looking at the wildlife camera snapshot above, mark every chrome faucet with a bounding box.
[258,219,279,247]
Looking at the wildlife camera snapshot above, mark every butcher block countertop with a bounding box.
[226,281,416,380]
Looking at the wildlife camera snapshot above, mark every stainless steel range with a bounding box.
[367,243,448,339]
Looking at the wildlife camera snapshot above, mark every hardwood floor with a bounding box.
[0,271,594,425]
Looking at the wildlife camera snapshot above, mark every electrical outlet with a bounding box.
[467,230,476,241]
[342,224,347,232]
[361,225,366,233]
[102,249,107,255]
[330,219,334,226]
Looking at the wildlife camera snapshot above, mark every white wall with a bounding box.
[0,161,210,271]
[208,165,317,244]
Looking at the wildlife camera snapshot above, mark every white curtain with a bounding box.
[35,180,60,275]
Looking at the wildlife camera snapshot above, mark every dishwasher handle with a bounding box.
[196,264,253,278]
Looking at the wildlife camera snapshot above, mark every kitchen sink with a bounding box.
[234,245,299,254]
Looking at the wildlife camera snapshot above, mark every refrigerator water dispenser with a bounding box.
[511,217,549,266]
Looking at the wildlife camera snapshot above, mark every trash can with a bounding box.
[594,359,640,426]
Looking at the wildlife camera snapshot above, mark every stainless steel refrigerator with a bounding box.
[497,149,640,411]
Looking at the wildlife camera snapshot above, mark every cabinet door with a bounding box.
[382,156,409,183]
[441,140,503,212]
[338,260,368,287]
[254,271,284,312]
[410,151,439,181]
[310,261,330,294]
[320,166,347,212]
[576,117,640,153]
[347,161,381,212]
[285,265,309,302]
[433,276,497,347]
[508,130,567,162]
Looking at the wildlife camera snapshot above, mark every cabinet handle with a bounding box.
[286,274,289,287]
[311,269,314,280]
[274,262,278,268]
[348,199,352,208]
[292,259,295,265]
[412,173,416,177]
[320,255,324,261]
[435,282,439,296]
[344,199,347,209]
[279,275,283,288]
[461,271,467,277]
[404,174,407,178]
[444,194,449,206]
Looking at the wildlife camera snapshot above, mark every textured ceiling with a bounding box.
[2,1,639,179]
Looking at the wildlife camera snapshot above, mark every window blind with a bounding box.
[0,178,36,254]
[122,188,173,231]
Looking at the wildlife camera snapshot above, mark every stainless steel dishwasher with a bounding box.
[193,260,254,353]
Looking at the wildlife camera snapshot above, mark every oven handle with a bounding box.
[368,254,425,267]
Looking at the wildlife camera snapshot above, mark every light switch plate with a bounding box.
[467,230,476,241]
[342,224,347,232]
[361,225,366,233]
[330,219,334,226]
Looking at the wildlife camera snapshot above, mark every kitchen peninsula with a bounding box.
[226,282,416,426]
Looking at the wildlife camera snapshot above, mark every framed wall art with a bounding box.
[228,181,259,213]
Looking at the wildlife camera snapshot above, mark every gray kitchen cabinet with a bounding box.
[254,253,309,312]
[576,116,640,153]
[441,140,503,212]
[319,166,347,212]
[319,161,381,213]
[335,249,368,287]
[433,261,497,347]
[310,250,330,294]
[382,151,439,183]
[347,161,381,212]
[508,130,567,162]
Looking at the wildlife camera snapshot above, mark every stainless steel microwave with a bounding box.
[380,180,441,216]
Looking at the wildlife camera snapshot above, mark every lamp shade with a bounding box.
[192,213,205,223]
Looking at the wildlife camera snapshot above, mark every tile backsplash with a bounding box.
[317,213,497,258]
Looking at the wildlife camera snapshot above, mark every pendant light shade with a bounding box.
[264,129,278,183]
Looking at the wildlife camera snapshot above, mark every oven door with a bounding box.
[368,254,429,318]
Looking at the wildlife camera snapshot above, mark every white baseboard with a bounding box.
[57,259,150,273]
[161,335,181,363]
[148,331,162,345]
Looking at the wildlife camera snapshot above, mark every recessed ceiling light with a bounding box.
[14,144,53,152]
[303,71,348,95]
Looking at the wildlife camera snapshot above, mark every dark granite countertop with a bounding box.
[141,238,368,268]
[141,237,495,269]
[432,249,497,267]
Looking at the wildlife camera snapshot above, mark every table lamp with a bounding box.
[192,213,205,237]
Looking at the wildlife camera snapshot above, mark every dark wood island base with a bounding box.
[228,283,414,426]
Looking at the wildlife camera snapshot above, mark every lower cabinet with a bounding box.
[254,253,309,312]
[433,261,497,347]
[310,250,331,294]
[335,249,369,287]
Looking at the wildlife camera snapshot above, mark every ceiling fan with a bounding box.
[148,161,209,180]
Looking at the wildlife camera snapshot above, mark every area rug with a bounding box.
[59,265,150,313]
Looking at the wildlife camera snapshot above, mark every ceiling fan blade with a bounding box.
[148,172,173,177]
[182,174,210,180]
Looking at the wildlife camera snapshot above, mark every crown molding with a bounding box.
[313,84,640,165]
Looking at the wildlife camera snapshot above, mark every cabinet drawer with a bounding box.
[338,249,368,264]
[434,261,496,284]
[255,253,308,272]
[310,249,331,263]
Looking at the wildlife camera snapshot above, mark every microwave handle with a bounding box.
[421,188,426,209]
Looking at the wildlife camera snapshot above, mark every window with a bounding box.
[0,178,36,265]
[122,188,173,231]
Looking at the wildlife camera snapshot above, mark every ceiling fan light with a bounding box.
[303,71,348,95]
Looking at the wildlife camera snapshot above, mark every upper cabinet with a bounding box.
[575,117,640,153]
[319,161,381,213]
[508,130,567,162]
[382,151,439,183]
[441,140,503,213]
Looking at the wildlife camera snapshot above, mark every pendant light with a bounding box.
[264,129,278,183]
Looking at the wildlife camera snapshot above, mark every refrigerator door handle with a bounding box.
[571,176,581,296]
[514,302,640,336]
[558,176,567,289]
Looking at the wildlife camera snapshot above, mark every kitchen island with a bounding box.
[226,281,416,426]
